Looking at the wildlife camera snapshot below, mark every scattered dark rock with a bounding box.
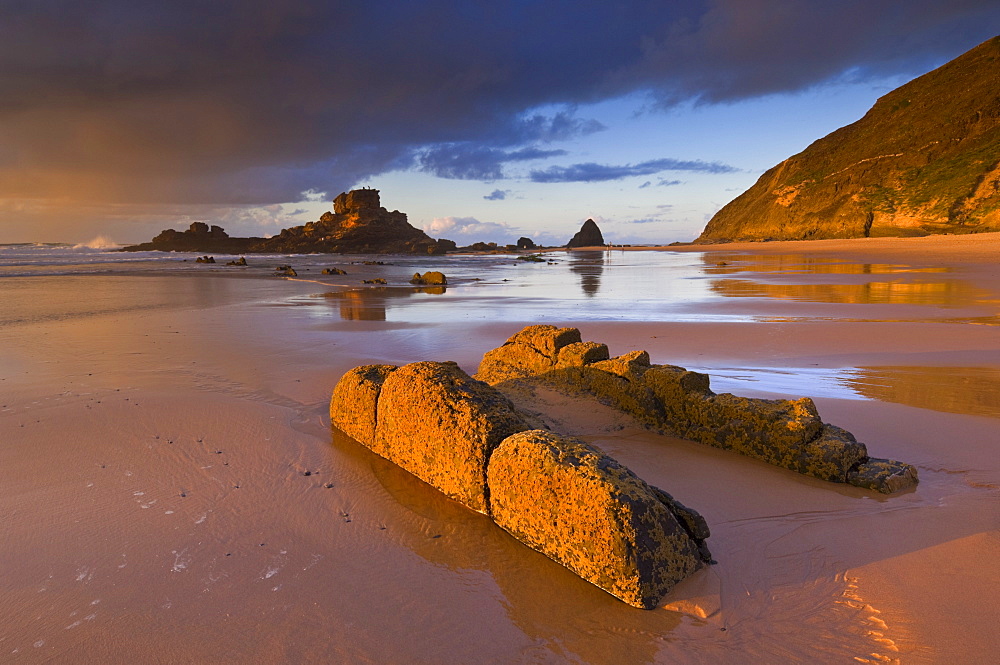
[225,257,247,266]
[322,267,347,275]
[195,255,216,263]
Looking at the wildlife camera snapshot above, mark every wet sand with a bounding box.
[1,237,998,663]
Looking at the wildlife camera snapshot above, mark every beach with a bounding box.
[1,237,998,663]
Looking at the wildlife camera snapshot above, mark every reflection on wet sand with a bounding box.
[710,278,986,306]
[701,252,991,308]
[843,366,1000,418]
[330,428,674,664]
[569,251,605,296]
[702,254,950,275]
[321,286,447,321]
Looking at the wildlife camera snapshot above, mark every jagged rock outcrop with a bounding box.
[476,325,917,493]
[517,237,536,249]
[331,361,531,513]
[255,189,445,254]
[330,358,712,608]
[122,189,453,254]
[698,36,1000,242]
[567,219,605,248]
[489,430,708,609]
[123,222,261,253]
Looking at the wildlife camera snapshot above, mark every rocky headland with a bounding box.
[123,189,454,254]
[697,35,1000,242]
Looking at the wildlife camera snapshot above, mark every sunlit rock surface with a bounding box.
[488,429,708,609]
[476,325,918,493]
[331,361,530,513]
[331,355,712,608]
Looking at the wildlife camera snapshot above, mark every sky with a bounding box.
[1,1,998,246]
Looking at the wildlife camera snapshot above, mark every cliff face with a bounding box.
[123,189,449,254]
[697,36,1000,243]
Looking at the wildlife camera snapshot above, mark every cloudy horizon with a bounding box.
[2,1,998,244]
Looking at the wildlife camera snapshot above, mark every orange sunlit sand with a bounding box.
[1,233,997,662]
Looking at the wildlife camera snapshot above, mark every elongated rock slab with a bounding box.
[488,430,707,609]
[476,325,917,493]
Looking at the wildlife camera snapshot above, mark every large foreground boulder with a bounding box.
[331,361,530,513]
[488,430,708,609]
[476,325,917,493]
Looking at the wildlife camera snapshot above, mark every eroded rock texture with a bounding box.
[488,430,708,609]
[476,325,917,493]
[331,361,530,513]
[330,356,713,608]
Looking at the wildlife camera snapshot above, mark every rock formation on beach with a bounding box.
[259,189,448,254]
[489,430,707,609]
[476,325,918,493]
[124,222,261,253]
[330,359,711,608]
[122,189,453,254]
[566,219,605,247]
[697,36,1000,242]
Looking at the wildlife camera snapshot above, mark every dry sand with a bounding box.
[2,236,998,663]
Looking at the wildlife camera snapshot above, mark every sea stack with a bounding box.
[567,219,605,247]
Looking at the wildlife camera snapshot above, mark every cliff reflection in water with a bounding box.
[321,286,446,321]
[569,251,605,296]
[702,254,950,276]
[843,366,1000,418]
[704,253,984,307]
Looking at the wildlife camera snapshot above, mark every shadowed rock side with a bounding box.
[697,36,1000,242]
[566,218,605,247]
[475,325,917,494]
[330,359,711,608]
[489,430,707,609]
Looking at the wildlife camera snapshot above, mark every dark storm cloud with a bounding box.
[530,158,737,183]
[1,0,997,207]
[417,145,566,180]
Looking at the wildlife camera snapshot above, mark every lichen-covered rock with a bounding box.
[476,325,917,492]
[330,364,398,446]
[488,430,706,609]
[476,324,581,383]
[555,341,609,368]
[847,458,919,493]
[373,361,530,513]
